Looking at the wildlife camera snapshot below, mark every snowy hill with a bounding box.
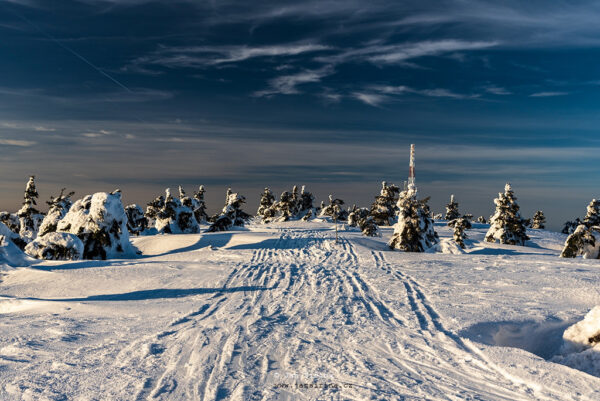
[1,221,600,400]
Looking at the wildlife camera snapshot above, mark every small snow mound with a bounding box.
[0,235,30,268]
[553,306,600,376]
[426,239,465,254]
[24,232,83,261]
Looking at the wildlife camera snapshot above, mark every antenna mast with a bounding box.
[407,144,416,192]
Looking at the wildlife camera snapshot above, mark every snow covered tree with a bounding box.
[290,185,301,217]
[257,187,276,223]
[17,176,44,242]
[449,217,471,249]
[56,190,134,260]
[154,188,199,234]
[445,194,460,222]
[125,204,148,235]
[38,188,75,237]
[370,181,400,226]
[531,211,546,229]
[584,199,600,227]
[0,221,26,250]
[297,186,315,221]
[0,212,20,234]
[25,232,84,261]
[389,190,439,252]
[274,191,297,222]
[485,183,529,246]
[208,190,251,232]
[348,206,379,237]
[476,216,487,224]
[562,218,582,235]
[347,205,361,227]
[560,225,600,259]
[320,195,347,221]
[192,185,209,224]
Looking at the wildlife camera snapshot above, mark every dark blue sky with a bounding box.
[1,0,600,229]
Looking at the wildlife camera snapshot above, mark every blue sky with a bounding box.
[1,0,600,229]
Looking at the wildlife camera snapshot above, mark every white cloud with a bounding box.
[352,92,389,107]
[254,66,334,97]
[529,91,569,97]
[0,139,36,146]
[484,86,512,95]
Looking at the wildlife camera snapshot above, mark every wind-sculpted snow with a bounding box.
[0,222,599,400]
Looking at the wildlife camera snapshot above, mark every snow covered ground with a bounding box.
[1,221,600,400]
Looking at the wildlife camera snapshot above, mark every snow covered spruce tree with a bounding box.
[485,183,529,246]
[389,189,438,252]
[208,189,251,232]
[17,176,45,242]
[476,216,487,224]
[449,217,472,249]
[0,211,20,234]
[38,188,75,237]
[297,186,316,221]
[154,188,199,234]
[257,187,276,223]
[56,190,134,260]
[445,194,460,222]
[320,195,347,221]
[144,193,165,228]
[124,204,148,235]
[531,211,546,229]
[370,181,400,226]
[193,185,209,224]
[25,232,84,261]
[348,206,379,237]
[562,218,582,235]
[560,225,600,259]
[274,191,296,221]
[584,199,600,227]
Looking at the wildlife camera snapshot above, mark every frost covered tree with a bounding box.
[144,193,165,228]
[17,176,45,242]
[347,205,361,227]
[445,194,460,222]
[584,199,600,227]
[320,195,347,221]
[274,191,296,221]
[125,204,148,235]
[257,187,276,223]
[560,225,600,259]
[449,217,472,249]
[290,185,301,217]
[476,216,487,224]
[208,190,251,232]
[348,206,379,237]
[370,181,400,226]
[56,190,134,260]
[193,185,209,224]
[389,189,439,252]
[531,211,546,229]
[38,188,75,237]
[154,188,199,234]
[485,183,529,246]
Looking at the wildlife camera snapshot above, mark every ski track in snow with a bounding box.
[1,223,600,400]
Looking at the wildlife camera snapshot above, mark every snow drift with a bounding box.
[553,306,600,376]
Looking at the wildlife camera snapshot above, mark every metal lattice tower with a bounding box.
[407,144,416,192]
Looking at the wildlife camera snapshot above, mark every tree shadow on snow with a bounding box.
[17,285,275,302]
[142,232,235,257]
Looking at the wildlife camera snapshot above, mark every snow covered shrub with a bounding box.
[0,211,20,234]
[208,190,251,232]
[25,232,83,261]
[485,183,529,246]
[38,189,74,237]
[531,210,546,229]
[0,234,30,267]
[154,188,199,234]
[560,225,600,259]
[144,193,165,228]
[389,189,438,252]
[193,185,209,224]
[563,218,582,235]
[125,204,148,235]
[449,217,472,249]
[347,206,379,236]
[369,181,399,226]
[0,221,26,250]
[257,187,276,223]
[274,191,296,222]
[347,205,362,227]
[445,194,460,222]
[17,176,44,242]
[476,216,487,224]
[57,190,133,260]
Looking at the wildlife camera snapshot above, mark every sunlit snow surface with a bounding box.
[1,221,600,400]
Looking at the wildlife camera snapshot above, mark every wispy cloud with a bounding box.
[254,66,334,97]
[0,138,36,146]
[354,84,480,106]
[484,85,512,95]
[529,91,569,97]
[352,92,389,107]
